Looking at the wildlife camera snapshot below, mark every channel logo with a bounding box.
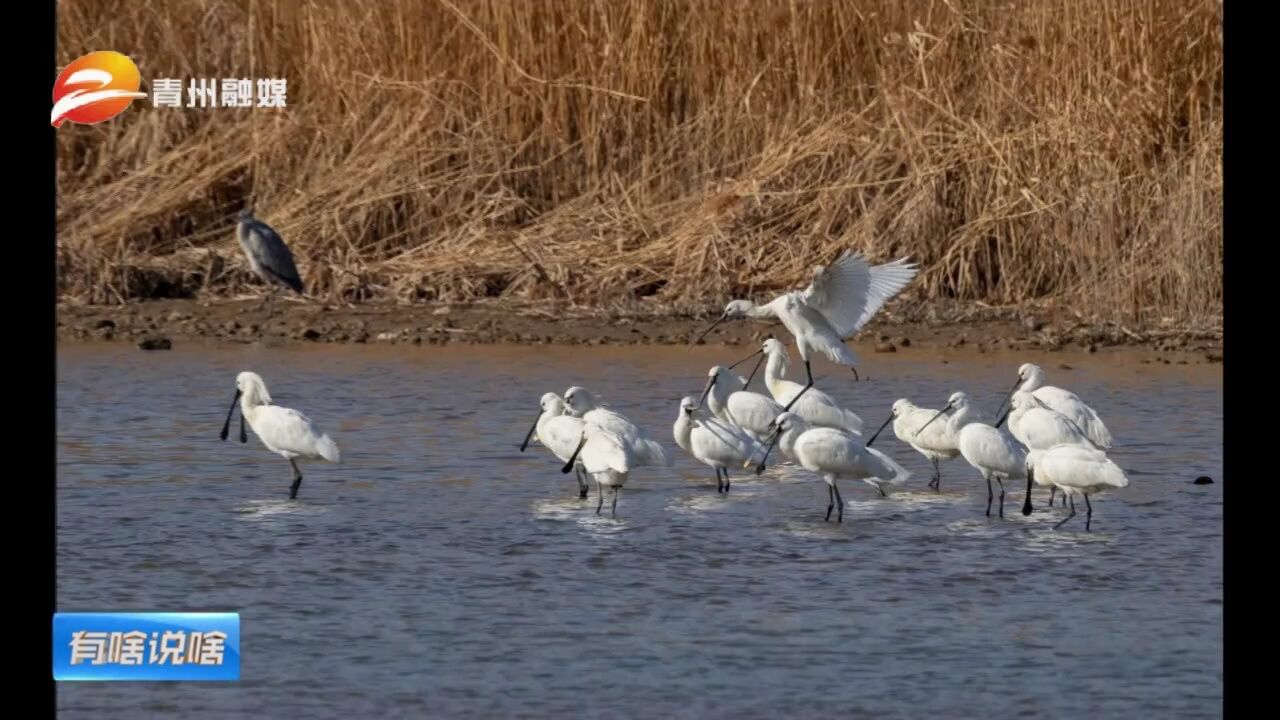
[51,51,147,128]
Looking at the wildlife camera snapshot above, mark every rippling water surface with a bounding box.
[57,342,1222,718]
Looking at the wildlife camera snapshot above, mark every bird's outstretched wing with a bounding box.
[801,250,918,338]
[243,219,304,293]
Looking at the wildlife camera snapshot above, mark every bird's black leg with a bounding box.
[1084,494,1093,532]
[877,483,886,498]
[576,467,589,499]
[996,477,1006,518]
[288,459,302,499]
[716,467,724,494]
[782,360,816,412]
[985,474,994,516]
[596,480,604,515]
[825,484,834,522]
[611,487,619,517]
[724,469,731,493]
[1048,486,1057,508]
[834,482,844,523]
[930,458,940,490]
[1054,496,1077,530]
[1061,493,1068,508]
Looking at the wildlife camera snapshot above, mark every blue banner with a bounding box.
[53,612,240,681]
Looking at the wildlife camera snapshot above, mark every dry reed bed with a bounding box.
[56,0,1222,330]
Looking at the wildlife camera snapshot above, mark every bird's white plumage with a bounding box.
[957,424,1027,480]
[716,250,918,366]
[527,392,592,497]
[777,414,910,492]
[245,406,340,462]
[578,421,633,488]
[1016,363,1113,449]
[761,339,864,433]
[932,392,1026,481]
[702,365,784,441]
[890,398,961,463]
[674,397,766,474]
[776,297,859,366]
[237,372,340,463]
[533,393,585,463]
[1027,445,1129,497]
[802,251,921,338]
[563,386,671,468]
[1007,391,1097,455]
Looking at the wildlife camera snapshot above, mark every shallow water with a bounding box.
[56,342,1222,718]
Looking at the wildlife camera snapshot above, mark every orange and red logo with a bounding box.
[51,51,147,128]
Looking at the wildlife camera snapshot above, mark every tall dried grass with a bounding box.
[56,0,1222,328]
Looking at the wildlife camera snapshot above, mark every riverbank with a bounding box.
[55,298,1222,365]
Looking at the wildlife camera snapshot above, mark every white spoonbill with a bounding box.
[561,420,634,517]
[219,371,340,499]
[758,412,909,522]
[674,396,766,493]
[690,250,918,408]
[1024,445,1129,530]
[997,390,1101,508]
[917,392,1026,518]
[519,392,590,499]
[996,363,1113,449]
[563,386,672,469]
[696,363,784,442]
[728,338,864,433]
[865,398,961,490]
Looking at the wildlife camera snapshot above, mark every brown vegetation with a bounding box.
[56,0,1222,332]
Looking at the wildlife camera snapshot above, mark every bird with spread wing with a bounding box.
[692,250,919,411]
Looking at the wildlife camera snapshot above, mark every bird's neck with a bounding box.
[1007,405,1025,432]
[763,352,788,396]
[745,302,776,319]
[1020,372,1044,393]
[536,409,556,439]
[240,394,267,423]
[674,413,693,452]
[779,426,801,460]
[948,405,975,436]
[707,381,730,418]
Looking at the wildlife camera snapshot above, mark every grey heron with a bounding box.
[235,209,304,318]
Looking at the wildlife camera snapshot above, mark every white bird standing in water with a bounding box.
[560,419,634,517]
[995,363,1113,449]
[219,371,340,499]
[519,392,589,499]
[865,398,961,490]
[997,390,1101,507]
[696,364,784,442]
[757,412,909,522]
[916,392,1027,518]
[727,338,864,434]
[1024,445,1129,530]
[674,396,766,493]
[690,250,918,409]
[562,386,672,469]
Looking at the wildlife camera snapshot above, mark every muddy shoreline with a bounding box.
[55,298,1222,364]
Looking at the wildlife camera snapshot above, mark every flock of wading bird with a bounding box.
[215,211,1127,530]
[517,250,1125,528]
